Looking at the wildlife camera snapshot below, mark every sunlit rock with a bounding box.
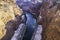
[11,23,26,40]
[31,25,43,40]
[0,20,6,40]
[0,0,22,39]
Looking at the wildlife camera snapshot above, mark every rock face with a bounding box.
[0,0,60,40]
[0,0,22,39]
[16,0,43,18]
[39,0,60,40]
[11,23,26,40]
[31,25,43,40]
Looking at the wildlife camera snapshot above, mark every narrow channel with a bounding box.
[23,12,37,40]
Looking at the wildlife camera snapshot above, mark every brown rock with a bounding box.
[40,1,60,40]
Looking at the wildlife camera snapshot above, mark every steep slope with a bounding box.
[0,0,22,39]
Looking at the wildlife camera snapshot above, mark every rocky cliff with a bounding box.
[0,0,22,39]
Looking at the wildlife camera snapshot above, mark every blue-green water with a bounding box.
[23,12,36,40]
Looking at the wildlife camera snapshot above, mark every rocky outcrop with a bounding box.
[30,0,60,40]
[0,0,22,39]
[40,0,60,40]
[11,23,26,40]
[31,25,43,40]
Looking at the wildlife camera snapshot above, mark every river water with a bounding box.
[23,12,37,40]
